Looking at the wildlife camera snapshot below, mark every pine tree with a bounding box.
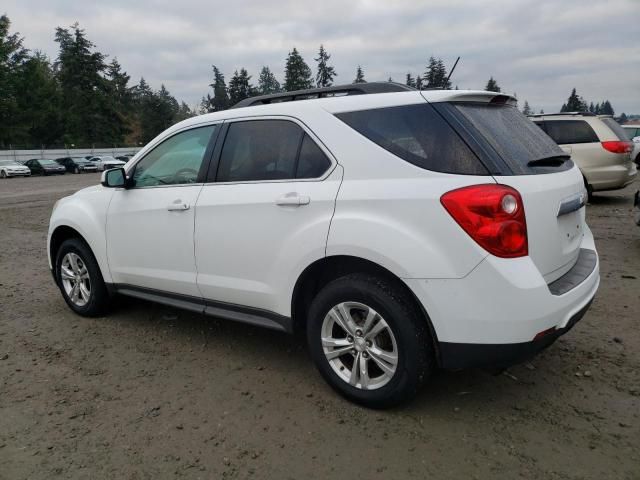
[0,14,29,147]
[284,48,313,91]
[522,100,532,115]
[423,56,438,88]
[257,66,280,94]
[415,76,423,90]
[540,109,544,114]
[353,65,366,83]
[588,102,595,113]
[619,112,628,124]
[423,57,450,89]
[315,45,336,88]
[485,77,501,93]
[14,51,63,146]
[601,100,614,116]
[54,22,125,145]
[563,88,588,112]
[209,65,229,112]
[228,68,254,105]
[405,73,416,88]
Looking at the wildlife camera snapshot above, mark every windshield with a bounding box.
[71,157,91,164]
[100,156,117,161]
[450,103,571,175]
[40,159,58,165]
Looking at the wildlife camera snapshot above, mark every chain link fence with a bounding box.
[0,145,142,162]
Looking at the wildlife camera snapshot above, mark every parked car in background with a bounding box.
[115,153,136,162]
[25,158,66,175]
[48,84,599,407]
[529,113,636,198]
[0,160,31,178]
[89,155,127,171]
[56,156,99,174]
[621,125,640,167]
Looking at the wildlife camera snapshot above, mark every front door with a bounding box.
[106,124,218,297]
[194,118,342,316]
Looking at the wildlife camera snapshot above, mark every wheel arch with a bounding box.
[291,255,441,364]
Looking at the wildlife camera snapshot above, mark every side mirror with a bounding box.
[101,167,127,188]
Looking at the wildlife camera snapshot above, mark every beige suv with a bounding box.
[530,113,636,197]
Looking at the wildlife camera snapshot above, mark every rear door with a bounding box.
[445,103,588,282]
[194,117,341,317]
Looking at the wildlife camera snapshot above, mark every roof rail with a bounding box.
[528,111,596,117]
[230,82,415,109]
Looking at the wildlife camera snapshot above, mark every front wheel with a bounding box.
[307,274,433,408]
[0,170,6,178]
[55,238,110,316]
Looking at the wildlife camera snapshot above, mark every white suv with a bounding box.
[529,113,636,197]
[48,84,600,407]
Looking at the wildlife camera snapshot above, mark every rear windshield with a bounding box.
[601,118,631,141]
[335,104,488,175]
[452,103,569,174]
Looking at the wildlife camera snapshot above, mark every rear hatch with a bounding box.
[431,96,587,282]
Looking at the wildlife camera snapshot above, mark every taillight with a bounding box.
[441,184,528,258]
[601,141,632,154]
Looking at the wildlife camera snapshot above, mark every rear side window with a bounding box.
[452,104,568,175]
[217,120,302,182]
[601,118,631,141]
[297,134,331,178]
[336,104,488,175]
[543,120,599,144]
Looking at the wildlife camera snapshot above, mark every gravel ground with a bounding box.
[1,173,639,479]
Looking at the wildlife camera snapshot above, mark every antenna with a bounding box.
[444,56,460,88]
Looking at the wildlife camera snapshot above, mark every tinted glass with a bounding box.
[453,104,567,174]
[133,125,215,187]
[601,118,631,141]
[297,134,331,178]
[543,120,598,144]
[39,159,57,165]
[217,120,303,182]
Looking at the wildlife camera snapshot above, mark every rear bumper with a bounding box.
[438,298,592,369]
[405,227,599,367]
[588,162,637,191]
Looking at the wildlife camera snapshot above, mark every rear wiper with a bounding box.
[527,155,570,167]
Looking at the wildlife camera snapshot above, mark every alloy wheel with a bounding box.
[60,252,92,307]
[321,302,398,390]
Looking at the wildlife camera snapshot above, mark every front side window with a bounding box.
[216,120,303,182]
[543,120,599,144]
[132,125,216,187]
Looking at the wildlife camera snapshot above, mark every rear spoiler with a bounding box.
[421,90,518,107]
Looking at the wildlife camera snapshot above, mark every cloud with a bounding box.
[4,0,640,113]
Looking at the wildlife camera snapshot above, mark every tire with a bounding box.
[307,274,433,408]
[583,176,593,202]
[55,238,110,317]
[0,170,6,178]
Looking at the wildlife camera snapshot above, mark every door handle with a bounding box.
[167,200,190,211]
[275,193,310,206]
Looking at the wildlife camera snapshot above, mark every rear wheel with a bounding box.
[583,176,593,202]
[55,238,110,316]
[307,274,433,408]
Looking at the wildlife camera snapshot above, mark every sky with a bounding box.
[4,0,640,114]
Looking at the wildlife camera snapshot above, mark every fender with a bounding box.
[48,186,115,283]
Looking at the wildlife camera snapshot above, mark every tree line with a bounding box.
[0,15,192,149]
[0,14,629,149]
[199,50,456,113]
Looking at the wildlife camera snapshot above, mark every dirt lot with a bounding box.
[1,173,639,479]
